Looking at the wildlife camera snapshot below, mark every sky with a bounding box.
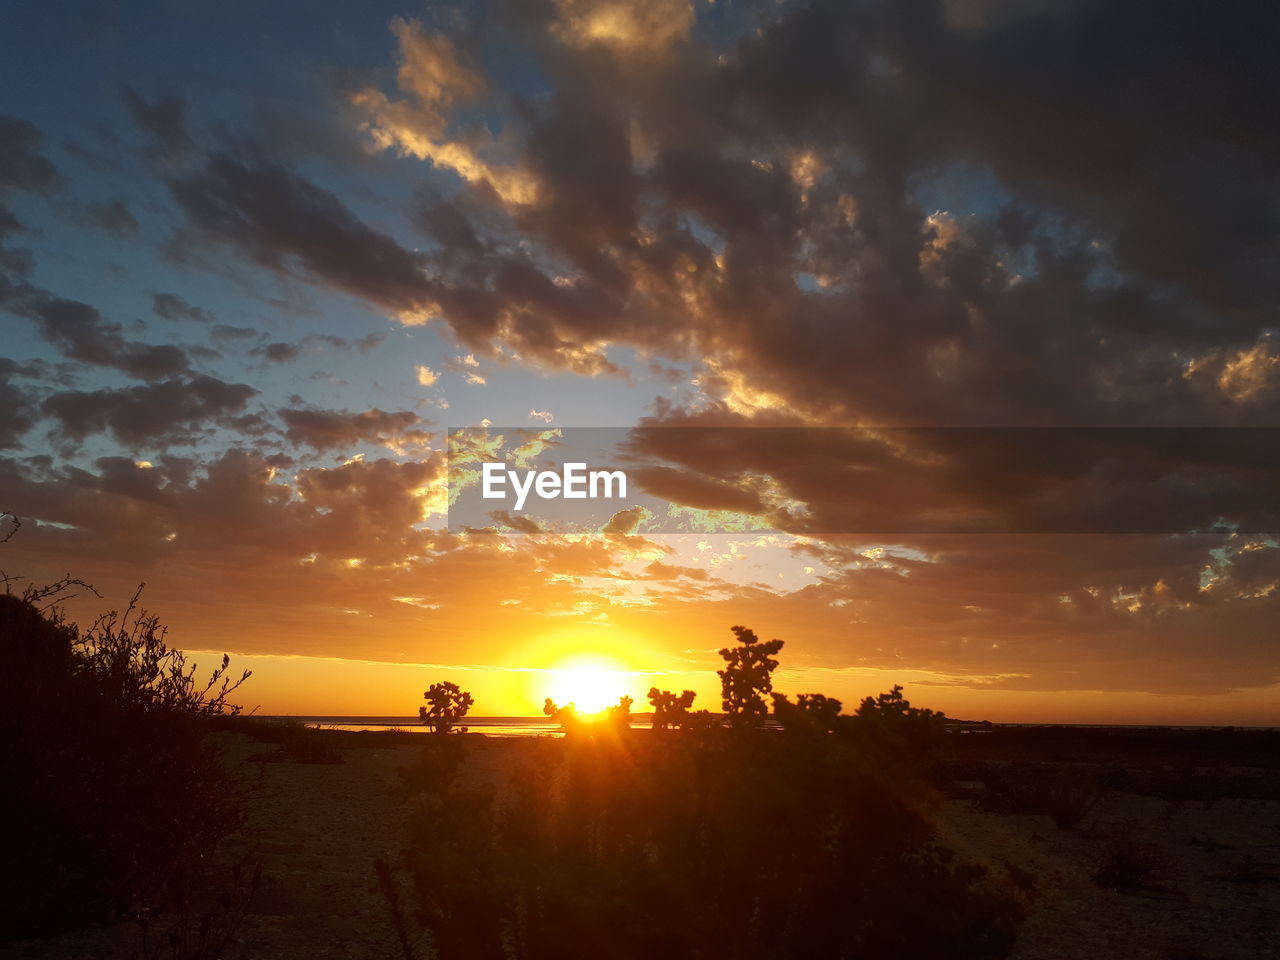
[2,0,1278,723]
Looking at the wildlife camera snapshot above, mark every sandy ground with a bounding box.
[6,734,1278,960]
[938,790,1280,960]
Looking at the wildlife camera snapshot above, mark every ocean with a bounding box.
[261,716,655,737]
[261,717,1271,736]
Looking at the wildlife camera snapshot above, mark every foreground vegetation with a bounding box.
[389,627,1026,960]
[0,576,250,941]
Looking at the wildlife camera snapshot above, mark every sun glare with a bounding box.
[545,657,631,714]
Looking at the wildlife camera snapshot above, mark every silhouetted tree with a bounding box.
[420,680,474,734]
[716,624,783,726]
[648,687,696,730]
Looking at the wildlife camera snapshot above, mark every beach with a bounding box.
[6,727,1278,960]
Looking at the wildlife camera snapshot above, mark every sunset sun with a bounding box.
[545,657,631,714]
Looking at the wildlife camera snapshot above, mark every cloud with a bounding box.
[82,200,139,237]
[769,531,1280,696]
[121,87,192,156]
[42,375,258,447]
[328,0,1280,428]
[621,421,1280,535]
[258,341,302,364]
[349,19,538,205]
[254,333,385,364]
[489,510,542,534]
[549,0,695,54]
[0,359,36,448]
[415,364,439,386]
[27,297,190,381]
[153,292,214,324]
[0,114,60,193]
[169,153,436,319]
[601,505,645,535]
[278,406,431,452]
[631,464,766,516]
[529,408,554,423]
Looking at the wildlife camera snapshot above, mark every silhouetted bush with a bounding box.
[976,763,1104,829]
[843,684,947,750]
[420,680,473,734]
[0,583,249,940]
[773,691,843,734]
[130,858,261,960]
[647,687,696,729]
[1092,820,1172,890]
[249,720,344,764]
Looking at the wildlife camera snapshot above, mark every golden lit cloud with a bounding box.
[550,0,695,54]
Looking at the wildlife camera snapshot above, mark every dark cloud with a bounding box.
[121,87,192,156]
[0,359,37,448]
[0,116,55,305]
[323,0,1280,425]
[0,114,60,193]
[212,323,259,343]
[259,341,302,364]
[153,292,214,324]
[631,464,766,516]
[601,506,645,535]
[623,422,1280,534]
[278,406,430,451]
[489,510,542,534]
[253,332,385,364]
[27,297,189,381]
[0,201,35,303]
[42,375,258,447]
[169,153,436,315]
[83,200,139,237]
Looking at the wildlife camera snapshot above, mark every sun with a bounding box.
[545,656,631,714]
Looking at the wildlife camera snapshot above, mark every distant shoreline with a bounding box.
[248,715,1280,733]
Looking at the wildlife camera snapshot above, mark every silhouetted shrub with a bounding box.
[976,763,1104,829]
[251,721,344,764]
[648,687,696,729]
[420,680,473,734]
[972,762,1105,829]
[773,691,843,734]
[130,858,261,960]
[0,584,249,940]
[1092,820,1172,889]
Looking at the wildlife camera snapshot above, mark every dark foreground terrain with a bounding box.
[5,725,1278,960]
